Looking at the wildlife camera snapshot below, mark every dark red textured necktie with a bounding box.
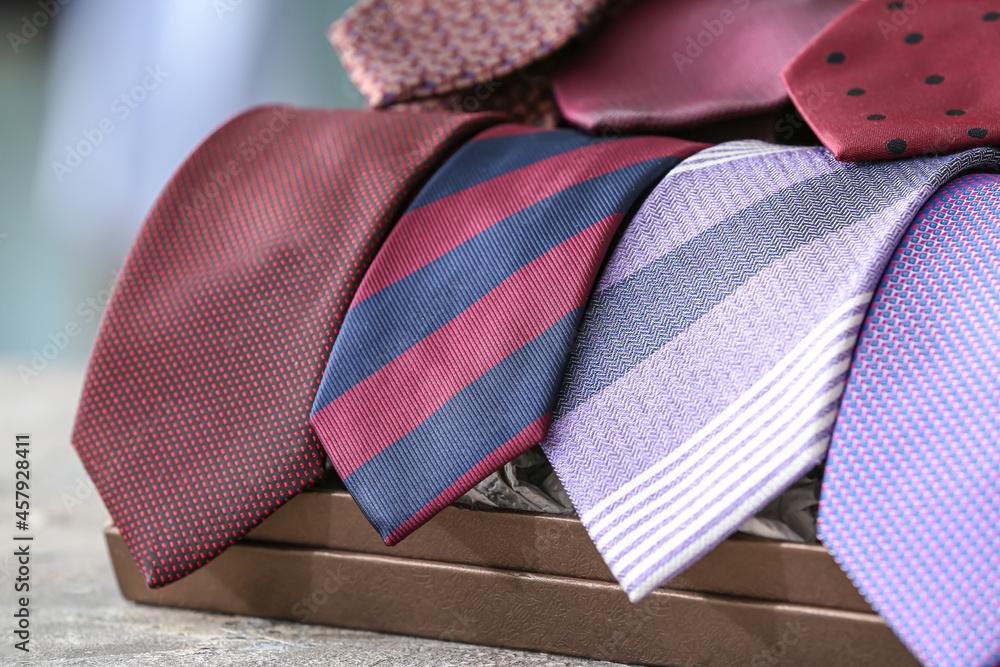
[782,0,1000,160]
[72,106,501,588]
[552,0,850,134]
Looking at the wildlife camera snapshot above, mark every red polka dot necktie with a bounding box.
[309,124,707,545]
[782,0,1000,161]
[72,106,501,588]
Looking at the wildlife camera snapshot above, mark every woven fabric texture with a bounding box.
[541,141,1000,601]
[310,123,707,545]
[72,106,501,587]
[330,0,610,107]
[822,173,1000,667]
[782,0,1000,160]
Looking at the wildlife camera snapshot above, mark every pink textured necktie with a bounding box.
[553,0,850,134]
[782,0,1000,160]
[822,173,1000,666]
[330,0,610,109]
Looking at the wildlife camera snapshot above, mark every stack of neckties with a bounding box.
[74,1,1000,664]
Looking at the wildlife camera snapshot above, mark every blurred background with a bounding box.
[1,0,361,374]
[0,2,378,660]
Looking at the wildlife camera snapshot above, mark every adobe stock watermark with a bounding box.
[345,0,405,48]
[51,65,169,182]
[61,476,98,515]
[596,602,660,658]
[442,79,503,114]
[774,83,834,141]
[212,0,245,20]
[672,0,752,73]
[7,0,71,54]
[18,269,120,385]
[180,107,293,223]
[750,620,809,667]
[877,0,929,40]
[291,566,351,622]
[437,607,478,644]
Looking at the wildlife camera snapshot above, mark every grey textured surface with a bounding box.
[0,364,624,666]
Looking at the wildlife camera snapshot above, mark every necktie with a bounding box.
[330,0,610,109]
[310,124,706,545]
[390,65,562,129]
[541,141,1000,601]
[72,106,501,588]
[821,173,1000,667]
[552,0,850,134]
[782,0,1000,161]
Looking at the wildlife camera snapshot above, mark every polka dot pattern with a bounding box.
[71,107,501,588]
[885,138,907,154]
[821,173,1000,667]
[781,1,1000,160]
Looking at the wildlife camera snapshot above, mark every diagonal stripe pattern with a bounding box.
[821,173,1000,667]
[541,140,1000,601]
[310,124,706,545]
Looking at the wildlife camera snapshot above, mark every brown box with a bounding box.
[106,487,918,666]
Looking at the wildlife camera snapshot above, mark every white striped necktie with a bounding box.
[542,141,1000,601]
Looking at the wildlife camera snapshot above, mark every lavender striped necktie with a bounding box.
[542,141,1000,601]
[821,173,1000,667]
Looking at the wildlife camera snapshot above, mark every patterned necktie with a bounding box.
[552,0,850,134]
[310,124,706,545]
[72,107,500,587]
[821,173,1000,667]
[330,0,609,108]
[541,141,1000,601]
[782,0,1000,161]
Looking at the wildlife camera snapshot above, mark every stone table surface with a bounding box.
[0,364,625,666]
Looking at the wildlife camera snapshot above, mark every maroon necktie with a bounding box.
[72,106,501,588]
[782,0,1000,160]
[552,0,850,134]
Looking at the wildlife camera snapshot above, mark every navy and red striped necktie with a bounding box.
[72,107,501,587]
[310,124,706,544]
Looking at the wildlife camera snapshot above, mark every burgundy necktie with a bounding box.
[782,0,1000,161]
[72,106,501,587]
[553,0,850,134]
